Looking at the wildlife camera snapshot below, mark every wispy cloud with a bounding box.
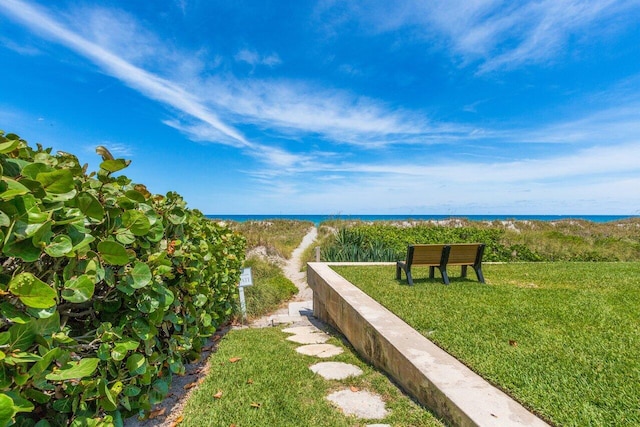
[234,49,282,67]
[318,0,640,72]
[0,0,247,148]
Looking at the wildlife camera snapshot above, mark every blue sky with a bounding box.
[1,0,640,215]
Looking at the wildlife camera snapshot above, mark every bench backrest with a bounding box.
[407,244,447,267]
[447,243,483,265]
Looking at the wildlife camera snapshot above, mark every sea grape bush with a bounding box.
[0,131,245,426]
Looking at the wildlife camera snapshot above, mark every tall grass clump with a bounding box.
[226,219,313,259]
[319,219,640,262]
[241,257,297,319]
[321,228,399,262]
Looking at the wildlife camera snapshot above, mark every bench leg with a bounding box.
[439,267,450,285]
[406,270,414,286]
[474,266,485,283]
[461,265,468,278]
[396,262,414,285]
[429,266,435,279]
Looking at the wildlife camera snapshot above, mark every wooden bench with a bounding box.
[396,243,486,285]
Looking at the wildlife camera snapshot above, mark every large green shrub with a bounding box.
[0,132,245,426]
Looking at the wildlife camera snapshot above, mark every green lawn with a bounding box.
[332,262,640,427]
[179,327,444,426]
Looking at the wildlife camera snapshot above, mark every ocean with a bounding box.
[206,214,637,226]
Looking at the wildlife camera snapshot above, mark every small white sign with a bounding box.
[239,267,253,287]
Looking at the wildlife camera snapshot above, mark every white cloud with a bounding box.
[0,1,252,146]
[234,48,282,67]
[319,0,640,72]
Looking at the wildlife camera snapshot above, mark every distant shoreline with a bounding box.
[206,214,637,226]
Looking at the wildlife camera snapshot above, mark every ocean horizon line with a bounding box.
[206,214,638,226]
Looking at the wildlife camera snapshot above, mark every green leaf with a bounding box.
[125,189,146,202]
[126,353,147,375]
[0,210,10,227]
[0,302,30,324]
[111,339,138,361]
[167,207,187,225]
[100,159,129,173]
[44,235,73,257]
[122,210,151,236]
[21,162,51,179]
[98,378,117,411]
[75,192,104,221]
[52,398,72,413]
[26,306,56,319]
[45,358,100,381]
[61,275,95,303]
[150,379,169,404]
[8,273,57,309]
[3,237,41,262]
[35,169,75,194]
[128,262,151,289]
[1,391,34,417]
[8,322,36,351]
[0,394,17,426]
[0,177,30,201]
[123,385,141,397]
[98,240,129,265]
[29,348,63,377]
[115,228,135,245]
[0,139,19,153]
[131,318,152,340]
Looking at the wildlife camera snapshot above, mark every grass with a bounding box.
[332,262,640,426]
[316,218,640,262]
[178,327,445,426]
[225,219,315,320]
[230,219,314,258]
[242,257,298,320]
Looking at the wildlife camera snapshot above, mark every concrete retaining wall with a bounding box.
[307,262,550,427]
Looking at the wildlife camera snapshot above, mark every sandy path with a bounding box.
[282,226,317,301]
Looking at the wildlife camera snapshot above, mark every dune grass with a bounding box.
[178,327,445,426]
[332,262,640,427]
[229,219,314,259]
[241,257,298,320]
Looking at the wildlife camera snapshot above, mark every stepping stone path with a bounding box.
[256,229,390,426]
[282,309,390,426]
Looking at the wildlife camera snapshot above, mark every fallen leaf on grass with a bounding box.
[250,402,261,409]
[170,415,184,426]
[229,357,242,363]
[213,390,223,399]
[350,386,359,392]
[246,378,254,384]
[183,381,198,390]
[149,408,166,419]
[509,340,518,347]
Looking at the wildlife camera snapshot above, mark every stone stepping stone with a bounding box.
[288,300,312,317]
[327,389,389,419]
[310,362,363,380]
[296,343,343,358]
[282,325,319,335]
[286,331,330,344]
